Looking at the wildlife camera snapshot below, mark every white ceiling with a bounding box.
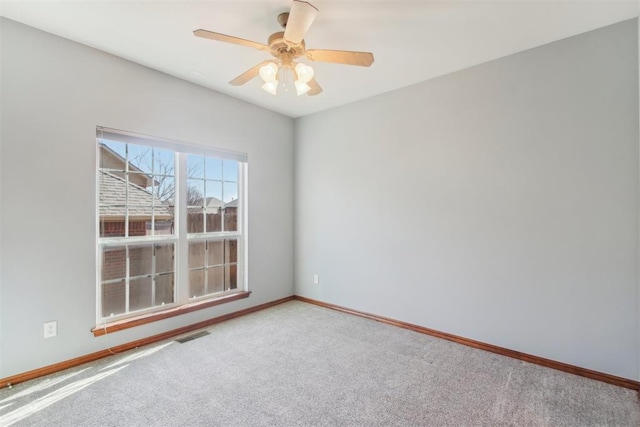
[1,1,638,118]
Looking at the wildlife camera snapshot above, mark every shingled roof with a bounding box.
[99,170,172,220]
[100,143,154,188]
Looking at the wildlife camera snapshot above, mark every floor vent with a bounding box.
[175,330,210,343]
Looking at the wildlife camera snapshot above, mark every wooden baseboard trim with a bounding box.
[293,295,640,391]
[0,295,295,389]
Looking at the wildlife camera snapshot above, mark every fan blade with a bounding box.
[306,49,374,67]
[193,29,269,51]
[229,61,272,86]
[307,78,323,96]
[283,1,318,45]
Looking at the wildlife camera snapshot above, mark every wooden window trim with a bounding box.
[92,291,250,336]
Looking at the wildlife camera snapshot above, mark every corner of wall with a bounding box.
[0,15,5,380]
[636,10,640,382]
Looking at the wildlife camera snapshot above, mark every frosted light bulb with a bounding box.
[295,63,314,83]
[259,62,278,83]
[262,81,278,95]
[295,80,311,96]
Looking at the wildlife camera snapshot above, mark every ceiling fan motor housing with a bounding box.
[268,31,305,63]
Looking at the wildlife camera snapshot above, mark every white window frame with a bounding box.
[96,127,248,324]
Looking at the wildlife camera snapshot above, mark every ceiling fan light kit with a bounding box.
[193,0,374,98]
[256,59,313,96]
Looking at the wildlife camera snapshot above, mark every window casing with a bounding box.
[97,128,247,324]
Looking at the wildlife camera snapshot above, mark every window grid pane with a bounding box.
[99,141,175,239]
[100,243,175,318]
[187,155,240,234]
[188,238,239,299]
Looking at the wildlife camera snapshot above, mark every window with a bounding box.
[97,128,247,325]
[186,154,241,298]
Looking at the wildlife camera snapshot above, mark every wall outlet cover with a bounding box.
[44,321,57,338]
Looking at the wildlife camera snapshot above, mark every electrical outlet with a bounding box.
[44,321,57,338]
[313,274,319,285]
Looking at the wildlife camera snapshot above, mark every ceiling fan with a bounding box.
[193,0,374,96]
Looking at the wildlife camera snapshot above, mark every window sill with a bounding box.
[91,291,251,337]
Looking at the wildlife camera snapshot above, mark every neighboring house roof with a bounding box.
[206,197,223,209]
[188,197,238,213]
[99,143,154,188]
[99,170,172,220]
[188,196,222,214]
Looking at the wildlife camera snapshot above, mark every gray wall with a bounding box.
[0,18,294,378]
[295,20,639,380]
